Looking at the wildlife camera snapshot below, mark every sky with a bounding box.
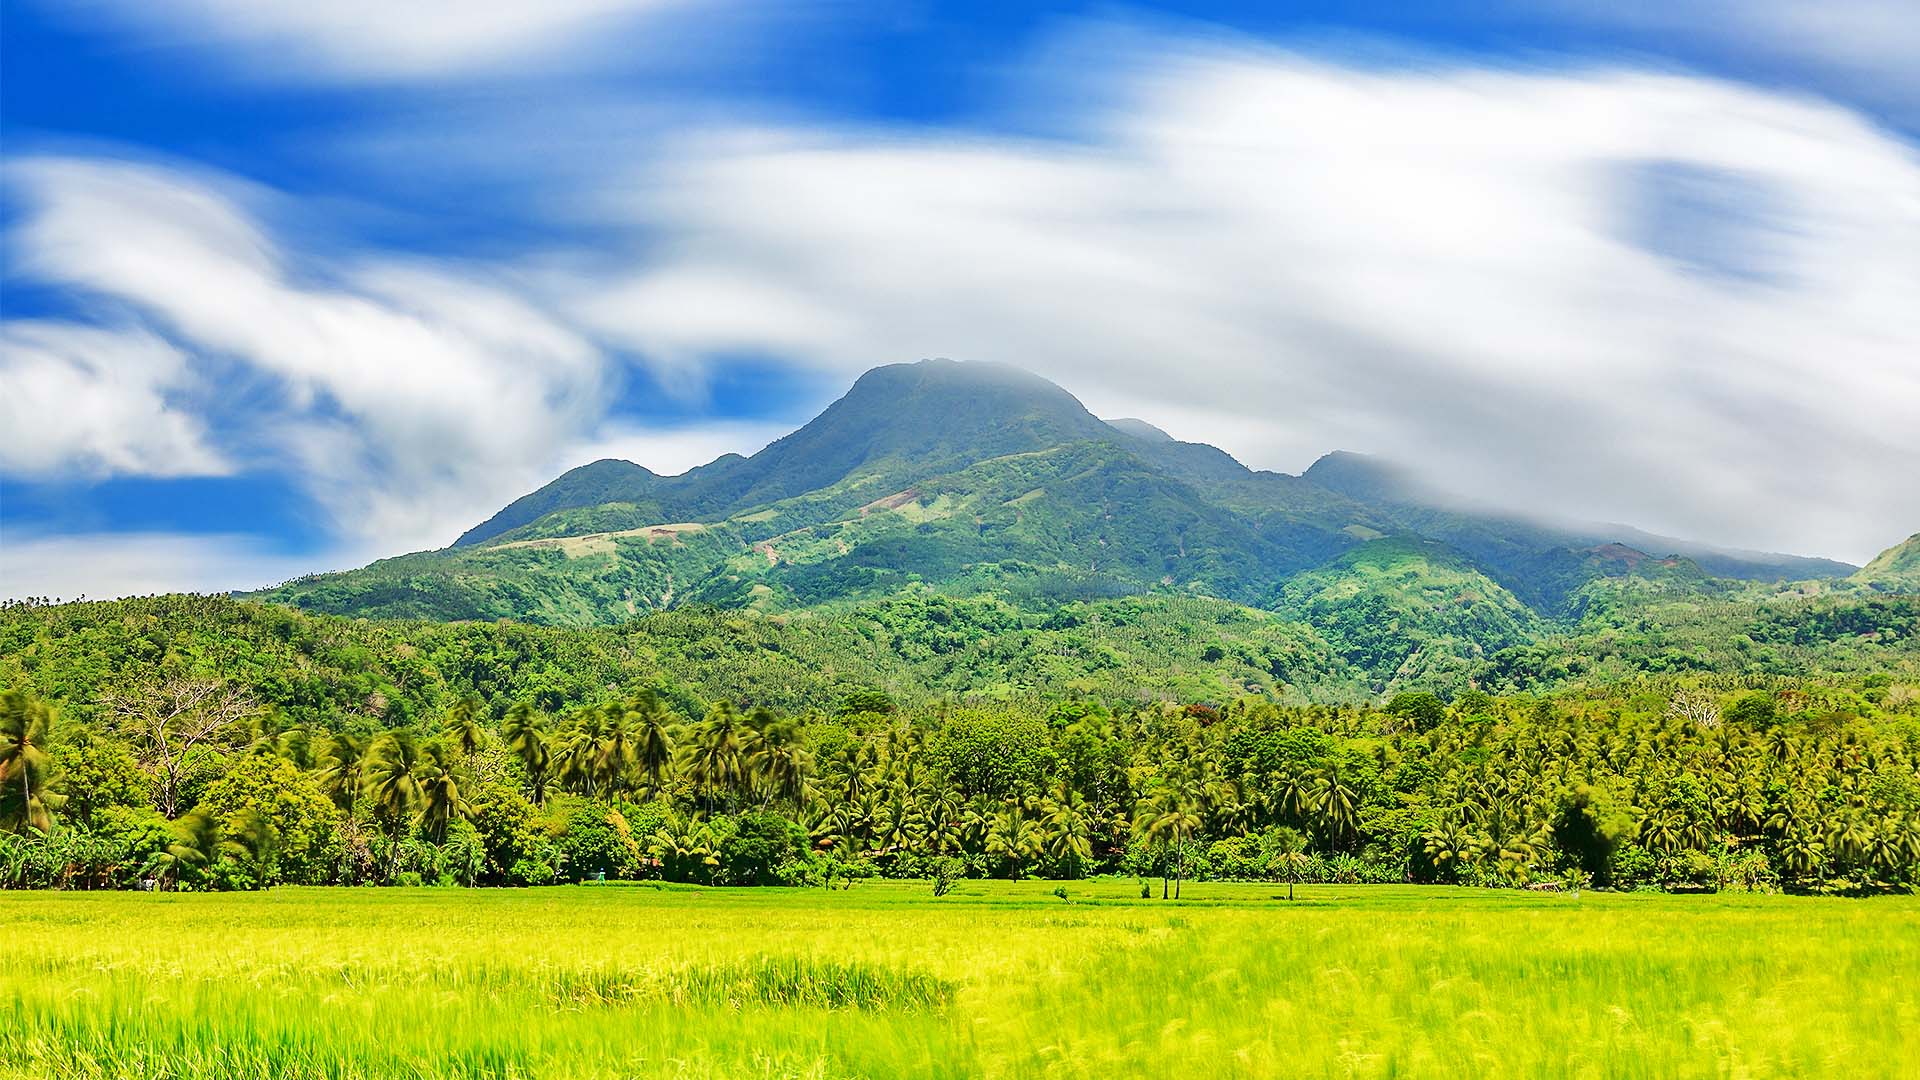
[2,1,1917,599]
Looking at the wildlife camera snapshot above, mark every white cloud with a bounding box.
[58,0,693,82]
[0,322,229,478]
[5,156,613,552]
[0,531,344,602]
[574,47,1920,563]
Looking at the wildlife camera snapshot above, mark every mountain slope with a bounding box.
[1271,537,1543,690]
[1857,534,1920,588]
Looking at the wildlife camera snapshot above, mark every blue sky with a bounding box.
[3,0,1918,598]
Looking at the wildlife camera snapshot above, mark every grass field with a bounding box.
[4,881,1916,1079]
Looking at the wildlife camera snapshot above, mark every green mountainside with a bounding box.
[1858,533,1920,587]
[246,358,1913,696]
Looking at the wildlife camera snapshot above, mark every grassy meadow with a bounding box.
[4,881,1916,1079]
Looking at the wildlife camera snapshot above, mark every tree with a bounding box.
[106,676,259,818]
[1041,784,1095,876]
[685,703,750,811]
[318,733,371,812]
[1133,786,1202,898]
[1385,691,1446,733]
[1311,765,1360,852]
[442,696,487,773]
[0,689,60,833]
[199,756,342,885]
[51,731,146,827]
[1272,826,1310,900]
[416,742,471,844]
[630,691,677,797]
[365,732,427,852]
[501,702,551,804]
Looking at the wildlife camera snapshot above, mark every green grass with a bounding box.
[4,881,1916,1078]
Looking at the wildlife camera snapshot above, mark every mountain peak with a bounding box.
[1301,451,1428,504]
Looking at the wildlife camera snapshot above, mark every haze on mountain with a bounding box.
[256,359,1907,641]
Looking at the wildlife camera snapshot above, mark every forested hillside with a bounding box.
[4,604,1917,896]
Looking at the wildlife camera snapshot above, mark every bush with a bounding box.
[553,801,644,882]
[718,811,812,886]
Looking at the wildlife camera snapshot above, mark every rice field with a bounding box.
[3,880,1915,1079]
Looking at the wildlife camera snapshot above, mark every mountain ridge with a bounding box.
[259,359,1885,665]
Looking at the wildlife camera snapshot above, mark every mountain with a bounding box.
[458,360,1117,547]
[1857,534,1920,588]
[253,358,1885,689]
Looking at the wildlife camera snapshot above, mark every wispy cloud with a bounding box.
[4,155,613,552]
[0,322,230,478]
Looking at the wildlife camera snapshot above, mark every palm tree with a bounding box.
[985,801,1041,877]
[142,809,219,890]
[1272,826,1311,901]
[502,702,551,804]
[597,704,639,796]
[1311,765,1360,852]
[364,732,427,864]
[441,696,486,773]
[685,703,748,811]
[1422,820,1480,884]
[143,808,273,889]
[630,692,676,797]
[0,690,57,833]
[559,706,609,796]
[317,732,370,812]
[751,718,810,809]
[1041,784,1095,877]
[416,741,471,844]
[1268,767,1313,828]
[1133,786,1202,898]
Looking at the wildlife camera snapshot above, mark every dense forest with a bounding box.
[4,594,1917,895]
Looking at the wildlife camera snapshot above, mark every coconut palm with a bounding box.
[1272,826,1311,900]
[751,718,810,809]
[685,703,749,811]
[0,689,58,833]
[416,741,471,844]
[441,696,486,773]
[364,732,427,853]
[1311,765,1360,852]
[559,706,609,796]
[1041,784,1095,876]
[1133,786,1202,899]
[630,691,677,797]
[502,702,551,804]
[317,732,370,812]
[985,802,1041,877]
